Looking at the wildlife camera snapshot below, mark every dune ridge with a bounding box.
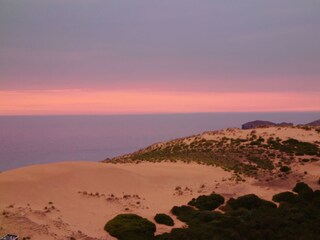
[108,126,320,183]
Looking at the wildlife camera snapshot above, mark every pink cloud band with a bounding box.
[0,89,319,115]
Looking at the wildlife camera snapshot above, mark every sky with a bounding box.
[0,0,319,115]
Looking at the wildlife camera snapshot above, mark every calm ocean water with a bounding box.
[0,112,319,171]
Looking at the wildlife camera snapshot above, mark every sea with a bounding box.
[0,112,319,171]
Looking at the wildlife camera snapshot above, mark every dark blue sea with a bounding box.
[0,112,319,171]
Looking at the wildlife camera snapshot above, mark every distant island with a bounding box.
[241,120,293,129]
[241,119,320,129]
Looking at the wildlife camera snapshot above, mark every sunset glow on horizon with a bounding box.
[1,89,319,115]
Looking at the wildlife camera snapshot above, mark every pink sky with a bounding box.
[0,89,319,115]
[1,1,320,115]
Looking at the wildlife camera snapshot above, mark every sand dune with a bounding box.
[1,160,318,239]
[1,125,320,239]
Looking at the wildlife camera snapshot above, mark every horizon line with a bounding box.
[0,110,319,117]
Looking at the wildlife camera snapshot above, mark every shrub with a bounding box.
[188,193,225,211]
[272,191,297,203]
[280,165,291,173]
[154,213,174,226]
[104,214,156,240]
[292,182,314,200]
[226,194,276,210]
[293,182,313,194]
[171,205,196,224]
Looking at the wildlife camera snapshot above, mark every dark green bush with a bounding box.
[292,182,313,194]
[171,205,198,224]
[104,214,156,240]
[188,193,224,210]
[292,182,314,200]
[280,165,291,173]
[154,214,174,226]
[272,191,297,203]
[226,194,277,210]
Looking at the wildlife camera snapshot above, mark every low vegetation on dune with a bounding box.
[106,127,320,179]
[105,182,320,240]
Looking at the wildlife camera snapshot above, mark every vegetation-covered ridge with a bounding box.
[105,182,320,240]
[105,126,320,179]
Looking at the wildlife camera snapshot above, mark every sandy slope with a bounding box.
[186,126,319,146]
[1,161,318,240]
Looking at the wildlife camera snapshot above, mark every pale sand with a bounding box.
[0,161,319,239]
[203,126,319,142]
[148,126,319,152]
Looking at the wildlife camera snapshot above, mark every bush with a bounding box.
[154,214,174,226]
[292,182,314,200]
[292,182,313,194]
[280,165,291,173]
[104,214,156,240]
[188,193,225,210]
[272,191,297,203]
[226,194,277,210]
[171,205,197,224]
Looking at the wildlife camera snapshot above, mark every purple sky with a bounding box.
[0,0,319,114]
